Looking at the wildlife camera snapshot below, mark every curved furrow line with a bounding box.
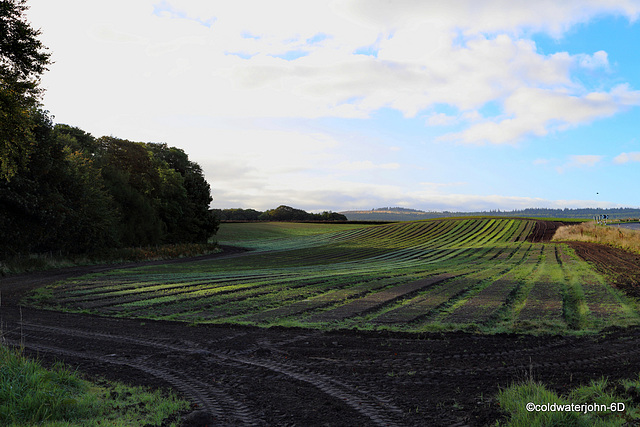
[5,333,225,414]
[246,331,325,355]
[7,325,261,425]
[170,336,406,426]
[212,351,406,427]
[106,276,329,314]
[56,273,296,304]
[17,321,196,353]
[289,336,576,371]
[13,321,403,426]
[0,336,263,426]
[176,373,258,426]
[299,345,638,380]
[421,348,640,377]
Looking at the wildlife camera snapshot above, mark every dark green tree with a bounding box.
[52,124,98,155]
[97,137,164,246]
[0,114,121,256]
[212,208,262,221]
[0,0,51,180]
[317,211,347,221]
[255,205,345,221]
[147,143,218,243]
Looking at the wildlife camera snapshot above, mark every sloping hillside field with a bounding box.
[33,218,640,334]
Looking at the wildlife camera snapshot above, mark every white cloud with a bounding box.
[427,113,457,126]
[614,152,640,164]
[533,158,551,165]
[334,160,400,171]
[29,0,640,127]
[418,182,467,190]
[226,33,581,118]
[211,176,620,212]
[336,0,640,38]
[24,0,640,211]
[556,154,604,173]
[568,154,604,167]
[576,50,609,70]
[403,191,617,212]
[443,85,640,145]
[200,128,338,175]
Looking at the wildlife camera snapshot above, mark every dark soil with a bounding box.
[565,241,640,298]
[527,220,572,243]
[2,237,640,426]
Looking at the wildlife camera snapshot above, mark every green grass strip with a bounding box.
[0,345,188,426]
[497,376,640,426]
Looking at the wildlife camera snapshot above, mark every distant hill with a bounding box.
[339,207,640,221]
[340,207,444,221]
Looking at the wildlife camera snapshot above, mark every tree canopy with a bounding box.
[0,0,51,180]
[1,124,219,256]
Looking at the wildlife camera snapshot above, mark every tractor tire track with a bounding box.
[4,318,405,427]
[2,328,258,426]
[3,306,640,426]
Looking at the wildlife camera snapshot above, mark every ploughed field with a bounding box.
[6,218,640,425]
[30,218,640,334]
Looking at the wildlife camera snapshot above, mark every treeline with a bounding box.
[0,123,219,256]
[450,207,640,219]
[213,205,347,222]
[341,207,640,221]
[481,207,640,219]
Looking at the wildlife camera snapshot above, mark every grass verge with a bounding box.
[496,375,640,426]
[0,344,189,426]
[553,222,640,255]
[0,243,220,275]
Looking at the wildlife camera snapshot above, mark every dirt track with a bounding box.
[2,237,640,426]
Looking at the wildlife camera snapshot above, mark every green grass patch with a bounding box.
[0,344,189,426]
[497,376,640,426]
[215,221,371,242]
[0,243,220,275]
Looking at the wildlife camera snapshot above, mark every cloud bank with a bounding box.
[27,0,640,210]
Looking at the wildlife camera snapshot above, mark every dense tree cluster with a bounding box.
[213,205,347,222]
[0,1,218,257]
[0,122,219,256]
[0,0,51,181]
[212,208,263,221]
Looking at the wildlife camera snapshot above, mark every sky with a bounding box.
[26,0,640,212]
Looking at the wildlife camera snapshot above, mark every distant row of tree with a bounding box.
[213,205,347,222]
[342,207,640,221]
[439,207,640,219]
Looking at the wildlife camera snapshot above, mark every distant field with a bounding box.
[214,221,374,247]
[30,219,640,334]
